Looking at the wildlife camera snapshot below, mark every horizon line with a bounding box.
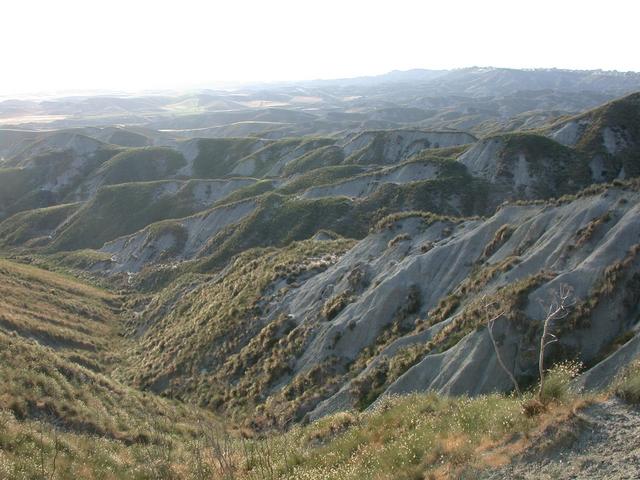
[3,65,640,102]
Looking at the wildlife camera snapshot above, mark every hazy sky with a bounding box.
[2,0,639,95]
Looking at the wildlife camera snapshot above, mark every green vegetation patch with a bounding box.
[0,167,39,211]
[615,360,640,404]
[0,386,590,480]
[278,165,367,195]
[240,137,336,177]
[97,147,186,186]
[197,193,360,272]
[0,203,81,248]
[49,181,202,251]
[213,179,277,206]
[282,145,345,176]
[49,249,114,272]
[497,132,593,197]
[192,138,265,178]
[0,258,119,367]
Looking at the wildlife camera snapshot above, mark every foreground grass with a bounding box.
[1,354,637,479]
[0,409,219,480]
[0,388,596,480]
[274,393,537,480]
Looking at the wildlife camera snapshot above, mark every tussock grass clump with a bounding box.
[574,211,611,247]
[615,360,640,404]
[482,224,515,258]
[374,211,466,232]
[322,292,354,321]
[302,411,357,445]
[538,361,582,404]
[387,233,411,248]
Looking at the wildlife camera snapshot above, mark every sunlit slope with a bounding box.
[0,259,216,444]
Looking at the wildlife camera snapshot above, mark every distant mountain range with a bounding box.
[3,67,640,135]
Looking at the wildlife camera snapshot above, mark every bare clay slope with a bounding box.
[122,182,640,424]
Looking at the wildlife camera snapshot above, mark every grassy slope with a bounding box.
[0,203,81,247]
[278,165,368,195]
[192,138,265,178]
[342,131,474,166]
[0,168,36,212]
[282,145,346,175]
[0,146,121,218]
[0,258,219,479]
[0,259,212,438]
[239,137,336,177]
[193,137,337,179]
[49,181,207,251]
[0,258,120,370]
[572,92,640,178]
[4,362,637,479]
[212,179,277,207]
[92,147,186,187]
[497,132,593,197]
[195,194,360,272]
[553,92,640,154]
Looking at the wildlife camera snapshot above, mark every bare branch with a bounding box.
[485,299,521,396]
[538,284,574,402]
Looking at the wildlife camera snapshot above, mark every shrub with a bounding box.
[615,360,640,404]
[322,292,354,321]
[575,212,611,246]
[388,233,411,248]
[539,361,582,404]
[482,224,515,258]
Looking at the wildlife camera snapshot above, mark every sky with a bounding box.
[2,0,639,96]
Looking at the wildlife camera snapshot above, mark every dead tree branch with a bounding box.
[484,299,522,396]
[537,284,574,402]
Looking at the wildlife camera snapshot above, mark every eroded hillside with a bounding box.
[1,73,640,479]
